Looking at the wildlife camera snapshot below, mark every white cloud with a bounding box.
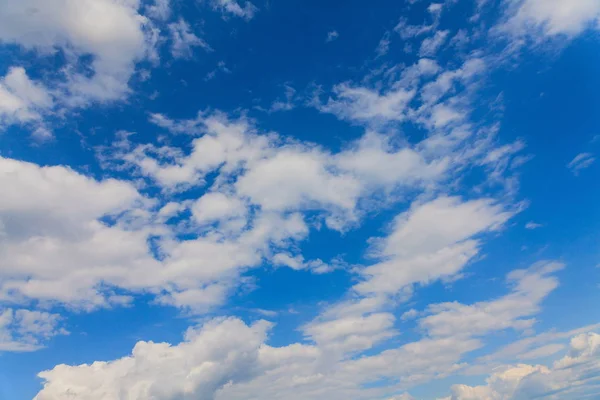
[0,156,152,307]
[212,0,257,20]
[0,66,52,130]
[503,0,600,37]
[419,261,563,339]
[519,343,564,360]
[0,308,67,352]
[168,19,212,59]
[303,313,397,354]
[0,0,156,105]
[316,56,485,130]
[334,131,449,187]
[205,61,232,81]
[261,84,297,112]
[567,152,595,175]
[446,332,600,400]
[235,148,361,213]
[525,221,543,229]
[326,30,339,42]
[375,31,391,57]
[124,112,456,226]
[401,308,419,321]
[191,192,247,225]
[0,155,309,310]
[34,318,272,400]
[28,261,580,400]
[355,196,512,295]
[146,0,171,21]
[318,82,416,125]
[419,30,449,56]
[271,253,333,274]
[394,18,436,39]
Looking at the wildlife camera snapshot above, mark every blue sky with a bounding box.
[0,0,600,399]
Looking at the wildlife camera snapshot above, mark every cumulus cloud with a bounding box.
[502,0,600,37]
[0,308,67,352]
[0,0,156,106]
[34,318,272,400]
[0,67,52,131]
[26,253,580,400]
[446,332,600,400]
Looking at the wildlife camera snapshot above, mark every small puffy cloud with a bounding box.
[0,308,67,352]
[525,221,543,229]
[567,152,595,175]
[401,309,419,321]
[212,0,257,20]
[0,67,52,129]
[326,30,339,42]
[168,19,212,59]
[318,82,416,125]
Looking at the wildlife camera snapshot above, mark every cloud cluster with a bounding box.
[446,332,600,400]
[1,1,597,400]
[32,263,597,400]
[34,318,271,400]
[0,308,67,351]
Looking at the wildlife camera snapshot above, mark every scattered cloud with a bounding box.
[567,152,595,175]
[168,19,212,59]
[34,318,272,399]
[205,61,231,81]
[212,0,257,20]
[501,0,600,38]
[146,0,171,21]
[525,221,543,229]
[326,30,339,42]
[445,332,600,400]
[419,29,449,56]
[0,308,67,352]
[375,31,392,57]
[0,66,53,132]
[0,0,157,106]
